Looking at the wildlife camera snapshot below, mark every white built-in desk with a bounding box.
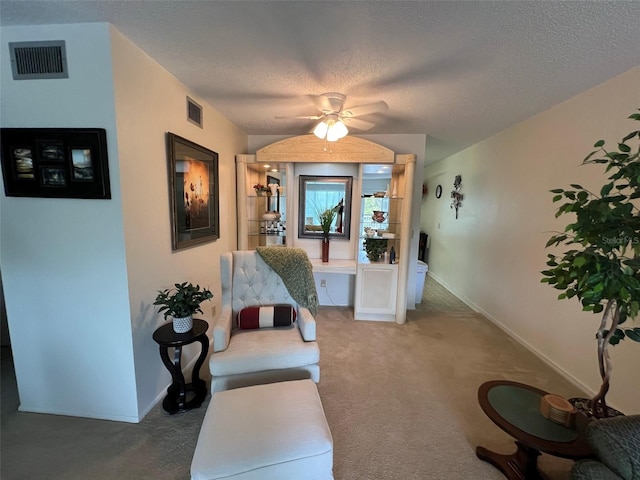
[309,259,357,275]
[310,259,356,307]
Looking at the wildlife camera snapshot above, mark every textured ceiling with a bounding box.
[2,1,640,163]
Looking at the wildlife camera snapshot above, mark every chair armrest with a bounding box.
[297,306,316,342]
[585,414,640,480]
[571,460,622,480]
[213,305,233,352]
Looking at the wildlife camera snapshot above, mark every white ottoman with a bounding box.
[191,379,333,480]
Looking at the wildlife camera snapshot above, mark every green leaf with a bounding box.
[600,183,614,197]
[619,143,631,153]
[626,329,640,342]
[550,188,564,194]
[594,140,605,148]
[552,194,562,203]
[622,259,640,269]
[573,256,587,267]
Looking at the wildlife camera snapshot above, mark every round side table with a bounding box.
[476,380,593,479]
[152,318,209,414]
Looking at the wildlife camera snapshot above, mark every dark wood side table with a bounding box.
[476,380,593,480]
[152,318,209,414]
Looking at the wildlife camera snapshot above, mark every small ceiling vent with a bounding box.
[9,41,68,80]
[187,97,203,128]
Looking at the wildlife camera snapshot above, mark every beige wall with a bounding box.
[422,66,640,414]
[110,27,247,416]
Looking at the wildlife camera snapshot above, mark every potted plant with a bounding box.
[253,183,270,196]
[318,208,336,262]
[364,237,388,262]
[154,282,213,333]
[541,110,640,417]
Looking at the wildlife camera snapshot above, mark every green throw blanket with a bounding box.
[256,246,319,315]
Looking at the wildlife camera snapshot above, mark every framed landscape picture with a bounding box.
[0,128,111,199]
[166,132,219,251]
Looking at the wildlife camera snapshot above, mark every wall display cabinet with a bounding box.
[354,164,407,321]
[245,192,286,250]
[236,136,415,324]
[237,156,291,251]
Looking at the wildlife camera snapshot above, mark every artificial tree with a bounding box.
[541,111,640,417]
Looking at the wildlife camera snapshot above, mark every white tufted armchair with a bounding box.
[209,250,320,393]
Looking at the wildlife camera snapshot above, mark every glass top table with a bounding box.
[476,380,593,480]
[487,384,578,442]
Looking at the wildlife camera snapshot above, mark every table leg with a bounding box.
[158,344,186,414]
[476,441,545,480]
[189,335,209,409]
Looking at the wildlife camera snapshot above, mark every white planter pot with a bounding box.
[173,315,193,333]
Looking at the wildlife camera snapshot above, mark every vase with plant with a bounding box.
[253,183,270,196]
[154,282,214,333]
[318,208,336,262]
[541,110,640,418]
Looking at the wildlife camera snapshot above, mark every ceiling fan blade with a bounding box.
[311,92,347,114]
[310,94,334,113]
[274,115,323,120]
[342,101,389,118]
[342,117,376,131]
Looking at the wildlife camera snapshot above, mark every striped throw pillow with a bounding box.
[237,305,296,329]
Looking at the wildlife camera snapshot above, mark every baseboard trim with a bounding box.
[425,273,612,410]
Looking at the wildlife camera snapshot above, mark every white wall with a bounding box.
[0,23,247,422]
[0,24,137,421]
[422,66,640,414]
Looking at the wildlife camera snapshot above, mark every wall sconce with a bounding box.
[313,114,348,142]
[451,175,463,219]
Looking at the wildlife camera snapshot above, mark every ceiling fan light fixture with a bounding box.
[314,114,348,142]
[326,119,348,142]
[313,120,329,139]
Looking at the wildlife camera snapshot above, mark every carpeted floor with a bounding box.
[416,275,475,313]
[0,276,583,479]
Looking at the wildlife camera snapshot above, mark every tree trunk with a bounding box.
[591,300,619,418]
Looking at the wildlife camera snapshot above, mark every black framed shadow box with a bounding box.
[0,128,111,199]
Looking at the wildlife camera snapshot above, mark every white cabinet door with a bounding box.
[354,263,399,320]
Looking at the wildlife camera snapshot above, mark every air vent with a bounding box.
[9,41,68,80]
[187,97,203,128]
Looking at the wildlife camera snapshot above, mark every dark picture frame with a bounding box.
[0,128,111,199]
[166,133,219,251]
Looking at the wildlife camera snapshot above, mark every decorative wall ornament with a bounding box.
[450,174,463,219]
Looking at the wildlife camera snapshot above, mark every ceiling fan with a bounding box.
[276,92,388,141]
